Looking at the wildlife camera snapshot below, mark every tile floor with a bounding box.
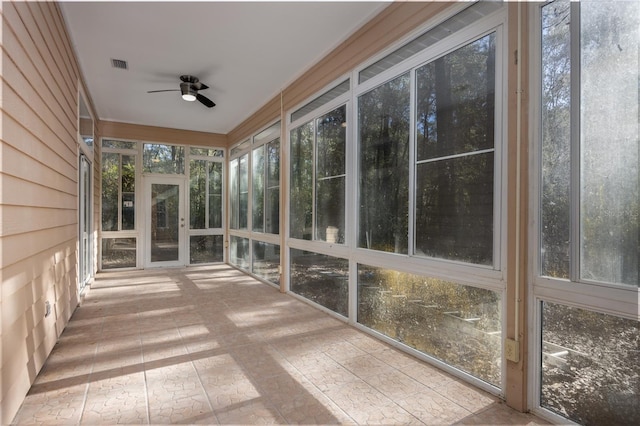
[12,265,547,425]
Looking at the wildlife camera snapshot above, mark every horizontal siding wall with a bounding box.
[0,2,83,423]
[99,120,228,147]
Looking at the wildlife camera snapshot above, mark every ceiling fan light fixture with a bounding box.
[180,83,197,101]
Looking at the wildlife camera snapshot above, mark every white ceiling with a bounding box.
[60,1,388,135]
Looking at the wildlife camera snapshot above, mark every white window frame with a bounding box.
[528,1,640,422]
[352,8,508,293]
[188,152,226,265]
[282,3,509,396]
[229,122,282,284]
[286,79,352,258]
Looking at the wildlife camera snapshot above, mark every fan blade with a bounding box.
[193,82,209,91]
[196,93,216,108]
[147,89,180,93]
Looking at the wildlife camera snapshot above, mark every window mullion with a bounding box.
[205,162,210,229]
[312,122,318,241]
[408,67,417,256]
[569,2,581,283]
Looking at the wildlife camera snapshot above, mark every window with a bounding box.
[252,131,280,234]
[101,238,136,269]
[143,143,185,174]
[290,105,347,243]
[534,1,639,424]
[540,0,638,285]
[414,34,495,265]
[229,154,248,230]
[290,249,348,316]
[358,74,410,253]
[101,150,136,231]
[189,157,224,264]
[283,3,506,391]
[190,159,223,229]
[358,264,501,386]
[540,302,639,425]
[252,241,280,285]
[359,34,497,265]
[229,123,281,278]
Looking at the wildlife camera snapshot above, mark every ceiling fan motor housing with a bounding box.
[180,82,197,101]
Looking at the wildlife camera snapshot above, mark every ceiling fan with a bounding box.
[147,75,216,108]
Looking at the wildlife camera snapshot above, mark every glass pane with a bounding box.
[540,0,571,279]
[316,105,346,178]
[190,235,223,264]
[290,122,314,240]
[101,152,119,231]
[290,249,348,317]
[416,34,495,161]
[143,143,185,174]
[151,184,179,262]
[415,152,494,265]
[79,155,91,285]
[580,0,639,286]
[252,241,280,285]
[252,146,265,232]
[102,139,136,149]
[190,147,224,157]
[230,236,249,270]
[208,162,223,229]
[316,177,345,243]
[358,73,410,253]
[121,155,135,230]
[239,154,249,230]
[358,264,501,385]
[190,159,206,229]
[266,139,280,234]
[101,238,136,269]
[541,302,639,424]
[229,159,239,229]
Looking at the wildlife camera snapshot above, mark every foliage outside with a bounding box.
[358,265,501,385]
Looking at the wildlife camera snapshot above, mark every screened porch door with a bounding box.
[145,177,185,267]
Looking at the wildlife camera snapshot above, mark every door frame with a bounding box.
[144,176,186,268]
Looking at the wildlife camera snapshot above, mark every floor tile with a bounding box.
[11,266,548,426]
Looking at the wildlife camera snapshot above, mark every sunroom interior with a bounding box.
[1,1,638,425]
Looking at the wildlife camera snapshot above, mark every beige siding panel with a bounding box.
[0,174,76,209]
[2,26,77,152]
[1,143,76,196]
[227,95,281,146]
[1,241,72,300]
[48,2,80,81]
[7,3,76,127]
[1,225,77,269]
[0,205,77,237]
[99,120,227,148]
[1,22,76,151]
[2,112,76,179]
[29,2,78,97]
[0,0,81,422]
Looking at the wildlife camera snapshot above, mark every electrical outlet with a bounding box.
[505,338,519,362]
